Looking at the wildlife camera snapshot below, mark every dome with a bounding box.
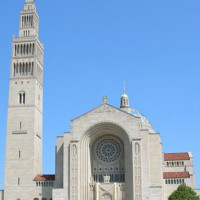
[121,93,128,98]
[121,107,153,129]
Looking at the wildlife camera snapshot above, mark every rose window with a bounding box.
[94,136,122,163]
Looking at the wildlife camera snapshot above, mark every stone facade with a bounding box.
[0,191,4,200]
[2,0,198,200]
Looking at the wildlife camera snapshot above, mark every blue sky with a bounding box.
[0,0,200,189]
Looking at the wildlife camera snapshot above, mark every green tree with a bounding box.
[168,184,200,200]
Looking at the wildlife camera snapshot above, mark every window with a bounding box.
[19,92,26,104]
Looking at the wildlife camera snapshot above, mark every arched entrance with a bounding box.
[80,122,131,200]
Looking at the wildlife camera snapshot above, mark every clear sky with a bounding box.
[0,0,200,189]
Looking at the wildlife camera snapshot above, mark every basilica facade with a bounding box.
[0,0,198,200]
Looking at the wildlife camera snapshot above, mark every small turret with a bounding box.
[120,82,129,108]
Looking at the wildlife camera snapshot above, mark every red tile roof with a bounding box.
[164,153,190,161]
[163,172,190,179]
[33,174,55,181]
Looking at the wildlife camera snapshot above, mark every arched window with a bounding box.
[34,198,39,200]
[42,198,47,200]
[19,92,26,104]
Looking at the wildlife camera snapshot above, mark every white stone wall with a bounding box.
[0,190,4,200]
[53,104,164,200]
[55,137,64,188]
[148,133,164,200]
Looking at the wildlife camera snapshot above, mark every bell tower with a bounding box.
[4,0,43,199]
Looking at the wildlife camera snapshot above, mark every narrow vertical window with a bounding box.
[26,63,28,75]
[14,45,17,56]
[29,62,31,74]
[22,16,24,27]
[32,62,34,75]
[32,44,35,55]
[16,64,18,74]
[26,44,28,54]
[19,151,21,159]
[18,178,20,186]
[31,16,33,27]
[23,93,25,104]
[20,44,22,54]
[19,63,22,75]
[17,45,19,55]
[13,64,16,76]
[20,122,22,129]
[22,63,25,75]
[29,44,31,54]
[19,93,22,104]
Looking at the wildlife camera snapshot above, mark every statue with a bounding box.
[104,174,110,183]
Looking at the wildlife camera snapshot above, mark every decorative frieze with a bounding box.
[133,141,142,200]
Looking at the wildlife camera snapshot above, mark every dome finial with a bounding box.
[120,81,129,108]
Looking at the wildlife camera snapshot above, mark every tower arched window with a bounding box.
[19,92,26,104]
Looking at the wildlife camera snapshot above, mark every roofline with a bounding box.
[71,103,141,122]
